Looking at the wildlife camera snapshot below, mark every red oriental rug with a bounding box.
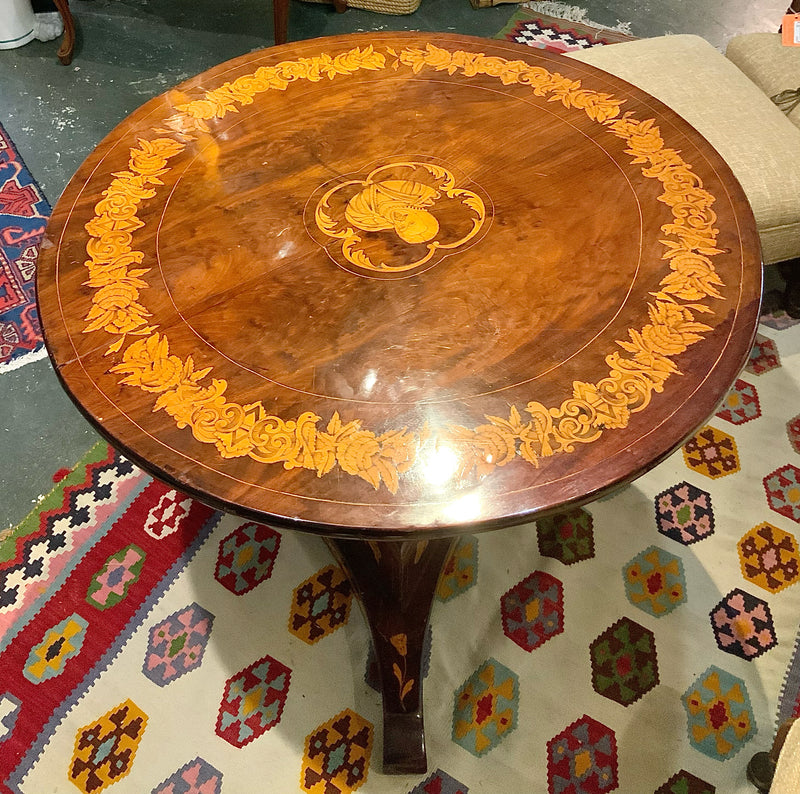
[495,5,635,52]
[0,121,49,373]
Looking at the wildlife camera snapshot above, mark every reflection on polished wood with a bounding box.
[36,32,762,773]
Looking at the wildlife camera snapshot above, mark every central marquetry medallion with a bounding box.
[306,160,491,278]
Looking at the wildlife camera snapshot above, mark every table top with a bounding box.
[37,32,762,538]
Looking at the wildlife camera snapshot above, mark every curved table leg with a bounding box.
[52,0,75,65]
[326,537,454,775]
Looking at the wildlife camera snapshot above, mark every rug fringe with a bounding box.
[521,1,633,35]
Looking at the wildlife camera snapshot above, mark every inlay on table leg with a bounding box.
[326,536,455,775]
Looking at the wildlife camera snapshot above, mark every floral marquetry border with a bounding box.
[80,43,726,493]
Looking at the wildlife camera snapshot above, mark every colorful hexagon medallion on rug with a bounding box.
[623,546,686,617]
[715,379,761,425]
[23,613,88,683]
[746,334,780,375]
[546,714,618,793]
[710,588,777,661]
[215,653,291,748]
[436,536,478,602]
[301,709,373,794]
[452,657,519,756]
[536,508,595,565]
[654,770,715,794]
[214,522,281,595]
[69,699,147,794]
[289,564,353,644]
[407,769,469,793]
[85,544,145,610]
[738,522,800,593]
[682,427,740,479]
[789,414,800,454]
[501,570,564,651]
[682,666,755,760]
[654,481,715,545]
[764,465,800,524]
[151,757,223,794]
[142,602,214,686]
[589,617,659,706]
[0,693,21,742]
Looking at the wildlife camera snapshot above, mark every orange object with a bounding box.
[782,13,800,46]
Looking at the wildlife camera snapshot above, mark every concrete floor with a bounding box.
[0,0,791,531]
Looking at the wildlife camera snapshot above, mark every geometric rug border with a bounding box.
[4,509,222,794]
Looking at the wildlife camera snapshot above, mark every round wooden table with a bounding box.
[37,32,762,774]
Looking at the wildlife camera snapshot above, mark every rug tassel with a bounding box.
[520,1,633,35]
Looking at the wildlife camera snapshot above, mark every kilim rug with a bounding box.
[0,122,48,373]
[495,3,635,51]
[1,311,800,793]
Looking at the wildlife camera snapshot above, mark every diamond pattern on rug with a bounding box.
[0,693,21,742]
[0,445,139,613]
[789,414,800,454]
[536,508,595,565]
[710,588,777,661]
[85,544,146,610]
[289,564,352,644]
[69,700,147,794]
[654,770,715,793]
[142,489,193,539]
[437,535,478,602]
[764,464,800,523]
[682,426,740,479]
[546,714,618,794]
[214,522,281,595]
[216,653,291,748]
[590,617,659,706]
[452,657,519,757]
[746,334,781,375]
[142,603,214,686]
[738,522,800,593]
[300,709,373,794]
[654,481,715,545]
[151,757,223,794]
[504,20,602,51]
[500,570,564,651]
[407,768,468,793]
[715,379,761,425]
[23,613,88,683]
[623,546,686,617]
[682,666,755,760]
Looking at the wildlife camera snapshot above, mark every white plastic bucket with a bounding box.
[0,0,36,50]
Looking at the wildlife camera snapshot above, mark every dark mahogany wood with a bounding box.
[36,33,763,773]
[327,537,453,773]
[36,32,763,538]
[273,0,288,45]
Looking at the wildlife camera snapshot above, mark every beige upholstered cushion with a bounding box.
[567,34,800,264]
[726,32,800,131]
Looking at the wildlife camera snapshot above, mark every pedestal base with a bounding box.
[326,537,455,775]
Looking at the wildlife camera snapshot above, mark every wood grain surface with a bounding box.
[36,32,763,537]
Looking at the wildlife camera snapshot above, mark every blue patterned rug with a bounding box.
[0,121,49,373]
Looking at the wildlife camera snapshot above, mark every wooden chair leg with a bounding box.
[52,0,75,65]
[273,0,288,45]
